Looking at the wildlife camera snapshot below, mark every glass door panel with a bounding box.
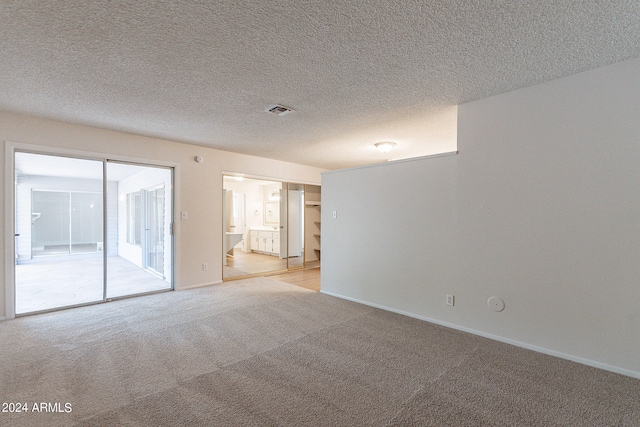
[106,162,172,298]
[15,152,104,314]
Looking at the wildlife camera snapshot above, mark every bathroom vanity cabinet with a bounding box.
[250,230,280,256]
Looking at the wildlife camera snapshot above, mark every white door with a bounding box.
[232,192,246,236]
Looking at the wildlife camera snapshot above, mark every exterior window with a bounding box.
[126,192,141,245]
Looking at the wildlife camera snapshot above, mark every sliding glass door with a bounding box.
[14,152,173,315]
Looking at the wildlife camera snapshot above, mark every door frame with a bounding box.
[4,141,180,319]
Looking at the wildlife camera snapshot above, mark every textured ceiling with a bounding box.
[1,1,639,170]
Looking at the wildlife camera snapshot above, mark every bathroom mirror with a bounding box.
[264,201,279,225]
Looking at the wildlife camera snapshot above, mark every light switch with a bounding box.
[181,211,188,220]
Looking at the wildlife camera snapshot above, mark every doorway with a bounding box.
[13,152,174,315]
[222,176,320,280]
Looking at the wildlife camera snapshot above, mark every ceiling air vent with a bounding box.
[267,104,294,116]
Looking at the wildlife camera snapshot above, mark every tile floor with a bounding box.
[15,254,171,314]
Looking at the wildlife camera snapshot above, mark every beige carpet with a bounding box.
[0,277,638,426]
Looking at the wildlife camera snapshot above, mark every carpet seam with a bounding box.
[382,340,482,426]
[214,304,378,373]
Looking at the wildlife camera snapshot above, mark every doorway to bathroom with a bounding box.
[222,175,320,280]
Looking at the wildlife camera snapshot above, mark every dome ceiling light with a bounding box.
[375,141,396,153]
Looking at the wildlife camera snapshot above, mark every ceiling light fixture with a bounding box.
[375,141,396,153]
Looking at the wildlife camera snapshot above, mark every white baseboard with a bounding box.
[178,280,223,290]
[320,290,640,380]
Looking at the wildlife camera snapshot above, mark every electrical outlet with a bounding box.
[202,263,208,271]
[446,294,455,306]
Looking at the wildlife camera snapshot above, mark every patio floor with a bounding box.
[15,254,171,314]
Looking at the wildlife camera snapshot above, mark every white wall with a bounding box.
[2,112,324,319]
[322,56,640,378]
[223,180,273,235]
